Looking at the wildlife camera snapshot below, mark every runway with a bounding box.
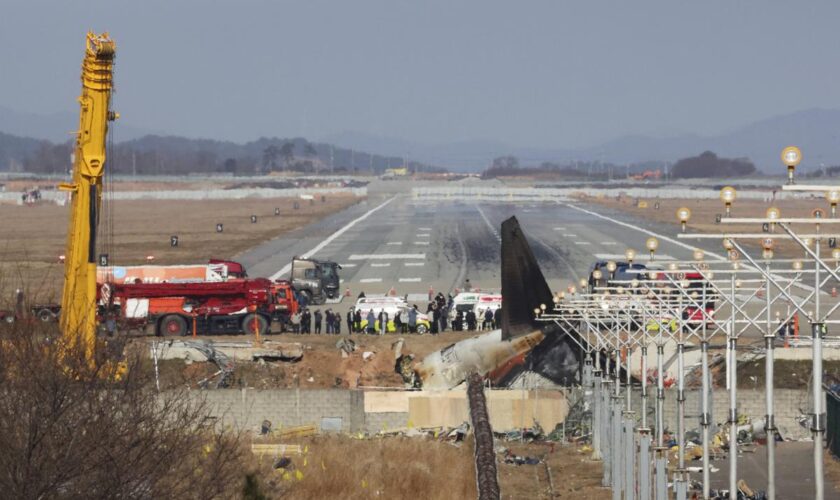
[236,191,719,299]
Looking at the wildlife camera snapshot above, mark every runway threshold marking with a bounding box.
[348,253,426,260]
[269,196,396,280]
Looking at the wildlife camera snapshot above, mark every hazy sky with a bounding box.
[2,1,839,149]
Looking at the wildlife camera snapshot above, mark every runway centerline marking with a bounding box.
[340,263,357,268]
[371,263,391,267]
[269,196,396,280]
[359,278,383,283]
[405,262,425,267]
[387,241,403,246]
[348,253,426,260]
[399,278,422,282]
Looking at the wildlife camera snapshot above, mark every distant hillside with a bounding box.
[0,131,45,172]
[325,108,840,172]
[0,105,157,143]
[0,131,443,175]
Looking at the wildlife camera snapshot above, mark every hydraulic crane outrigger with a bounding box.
[58,32,118,362]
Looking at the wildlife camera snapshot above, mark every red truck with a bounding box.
[109,278,277,336]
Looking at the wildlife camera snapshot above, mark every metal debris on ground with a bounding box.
[500,449,541,466]
[336,338,356,356]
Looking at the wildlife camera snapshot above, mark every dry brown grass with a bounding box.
[826,450,840,497]
[248,435,607,499]
[253,435,476,499]
[0,194,361,297]
[498,442,606,499]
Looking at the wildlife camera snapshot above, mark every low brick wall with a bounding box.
[200,388,366,433]
[197,387,569,435]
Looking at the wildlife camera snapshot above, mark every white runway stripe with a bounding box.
[339,263,358,268]
[601,242,619,246]
[415,241,430,246]
[594,253,676,261]
[371,263,391,267]
[418,227,432,231]
[348,253,426,260]
[553,227,566,231]
[574,241,591,245]
[563,233,577,237]
[405,262,425,267]
[269,196,396,280]
[360,278,383,283]
[399,278,422,282]
[387,241,403,246]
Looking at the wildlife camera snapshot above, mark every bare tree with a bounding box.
[0,323,250,499]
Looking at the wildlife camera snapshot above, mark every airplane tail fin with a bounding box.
[500,216,554,341]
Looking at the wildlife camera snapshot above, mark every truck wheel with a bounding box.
[159,315,188,337]
[37,309,54,322]
[416,323,428,334]
[242,314,269,335]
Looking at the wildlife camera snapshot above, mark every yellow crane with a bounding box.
[58,32,118,362]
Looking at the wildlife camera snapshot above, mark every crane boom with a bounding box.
[59,32,117,359]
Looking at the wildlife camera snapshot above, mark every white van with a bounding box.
[448,292,502,320]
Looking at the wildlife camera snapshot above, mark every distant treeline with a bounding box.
[481,155,660,180]
[669,151,756,178]
[0,132,445,176]
[482,151,757,179]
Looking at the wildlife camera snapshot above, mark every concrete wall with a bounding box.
[201,388,366,433]
[3,186,366,204]
[198,387,569,435]
[598,384,818,440]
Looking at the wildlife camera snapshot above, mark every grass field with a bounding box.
[248,435,605,499]
[0,193,361,301]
